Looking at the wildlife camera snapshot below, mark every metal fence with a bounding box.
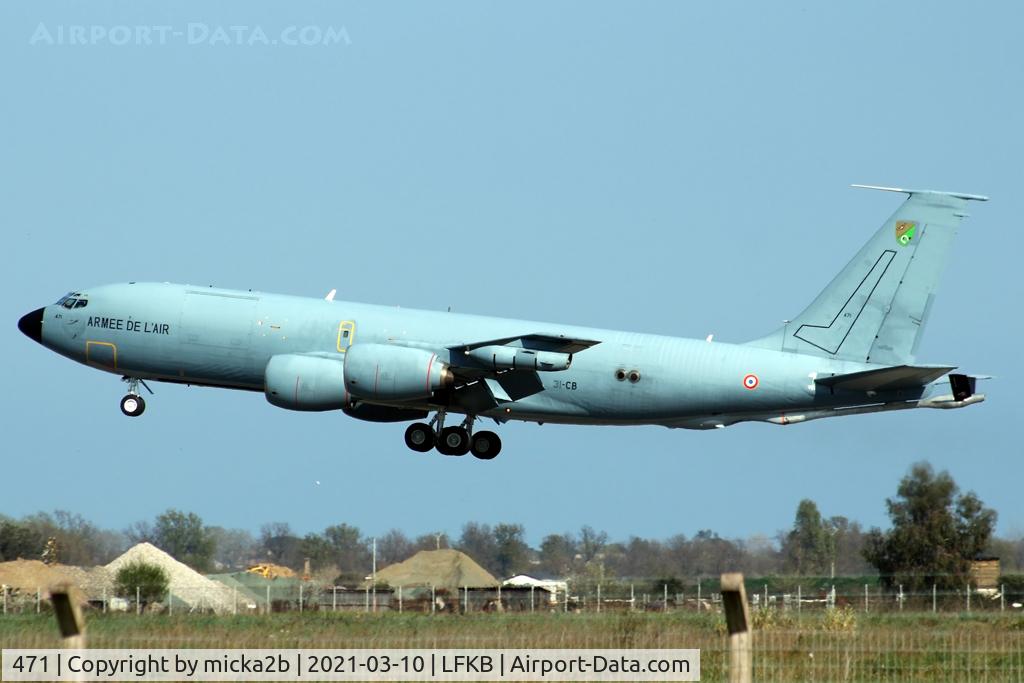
[1,580,1019,616]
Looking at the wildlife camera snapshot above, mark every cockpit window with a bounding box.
[57,292,87,309]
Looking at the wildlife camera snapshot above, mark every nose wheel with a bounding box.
[403,412,502,459]
[120,394,146,417]
[119,377,153,417]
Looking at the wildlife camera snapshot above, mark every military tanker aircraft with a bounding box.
[18,185,987,460]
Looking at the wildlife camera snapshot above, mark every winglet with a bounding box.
[851,184,989,202]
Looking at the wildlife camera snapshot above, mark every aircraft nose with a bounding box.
[17,307,44,344]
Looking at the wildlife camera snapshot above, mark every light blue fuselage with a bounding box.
[33,281,937,429]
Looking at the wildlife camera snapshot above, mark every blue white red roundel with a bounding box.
[743,374,759,390]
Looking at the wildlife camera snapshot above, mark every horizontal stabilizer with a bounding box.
[851,184,989,202]
[816,364,956,392]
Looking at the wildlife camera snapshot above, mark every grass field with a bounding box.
[3,610,1024,681]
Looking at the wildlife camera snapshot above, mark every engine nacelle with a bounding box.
[265,354,347,411]
[466,345,571,371]
[344,343,453,401]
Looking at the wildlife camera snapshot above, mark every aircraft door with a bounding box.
[337,320,356,353]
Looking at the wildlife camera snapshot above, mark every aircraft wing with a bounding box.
[444,334,600,411]
[815,364,956,392]
[451,333,601,355]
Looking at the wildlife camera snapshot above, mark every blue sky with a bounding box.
[2,1,1021,546]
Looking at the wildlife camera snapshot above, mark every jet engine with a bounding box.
[264,354,348,411]
[466,345,571,371]
[343,343,454,401]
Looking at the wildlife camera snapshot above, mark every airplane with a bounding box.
[18,185,988,460]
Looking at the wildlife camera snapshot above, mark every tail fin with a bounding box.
[747,185,987,364]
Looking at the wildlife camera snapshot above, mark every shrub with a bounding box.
[114,561,169,608]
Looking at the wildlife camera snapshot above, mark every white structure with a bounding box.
[503,575,567,604]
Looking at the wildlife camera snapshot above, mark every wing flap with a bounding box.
[816,364,956,392]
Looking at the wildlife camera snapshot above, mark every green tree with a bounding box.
[115,561,169,609]
[301,533,335,571]
[538,533,576,577]
[412,532,450,553]
[612,537,669,578]
[493,523,529,578]
[25,510,125,565]
[827,516,870,575]
[151,509,215,571]
[683,530,743,576]
[377,529,414,565]
[784,499,832,575]
[0,519,44,561]
[458,522,498,573]
[578,526,608,564]
[207,527,257,571]
[863,461,997,591]
[324,524,369,576]
[259,522,304,568]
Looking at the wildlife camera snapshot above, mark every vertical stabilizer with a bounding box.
[747,186,987,364]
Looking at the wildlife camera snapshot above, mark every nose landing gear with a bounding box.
[119,377,153,417]
[120,394,146,417]
[403,411,502,459]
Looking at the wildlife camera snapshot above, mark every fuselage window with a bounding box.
[62,298,78,309]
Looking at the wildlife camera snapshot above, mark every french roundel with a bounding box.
[743,373,759,390]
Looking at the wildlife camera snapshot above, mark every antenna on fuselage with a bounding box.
[325,289,336,302]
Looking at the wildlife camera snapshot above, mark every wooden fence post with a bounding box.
[721,572,752,683]
[50,583,86,649]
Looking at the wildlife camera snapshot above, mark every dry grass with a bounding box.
[2,611,1023,681]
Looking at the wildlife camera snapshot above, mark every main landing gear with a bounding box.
[119,377,152,417]
[404,411,502,460]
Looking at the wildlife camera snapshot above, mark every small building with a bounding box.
[503,575,566,605]
[317,586,395,611]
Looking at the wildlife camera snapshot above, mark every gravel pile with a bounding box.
[106,543,235,613]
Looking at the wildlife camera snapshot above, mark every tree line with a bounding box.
[0,461,1016,590]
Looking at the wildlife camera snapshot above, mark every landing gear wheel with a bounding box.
[470,431,502,460]
[404,423,435,452]
[120,394,146,417]
[437,427,470,456]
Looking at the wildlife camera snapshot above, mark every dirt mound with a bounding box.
[371,550,498,590]
[0,560,96,604]
[0,559,64,592]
